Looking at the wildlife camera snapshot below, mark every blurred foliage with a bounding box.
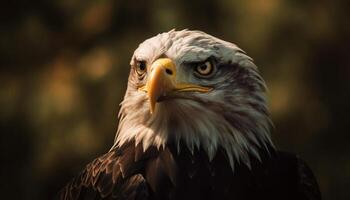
[1,0,349,199]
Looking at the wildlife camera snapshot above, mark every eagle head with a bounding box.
[115,30,273,169]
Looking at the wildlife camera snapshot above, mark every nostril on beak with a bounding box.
[165,68,173,75]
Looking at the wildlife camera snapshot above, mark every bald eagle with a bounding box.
[57,30,321,200]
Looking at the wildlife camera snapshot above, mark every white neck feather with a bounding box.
[114,89,273,170]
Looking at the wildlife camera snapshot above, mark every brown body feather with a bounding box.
[57,141,320,200]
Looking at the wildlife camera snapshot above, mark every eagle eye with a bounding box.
[195,60,215,77]
[135,60,147,76]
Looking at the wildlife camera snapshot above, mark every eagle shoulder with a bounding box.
[57,143,150,200]
[255,151,321,200]
[296,155,322,200]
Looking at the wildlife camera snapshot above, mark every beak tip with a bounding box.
[149,100,156,114]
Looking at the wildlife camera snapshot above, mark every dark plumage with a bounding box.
[57,30,321,200]
[58,141,320,200]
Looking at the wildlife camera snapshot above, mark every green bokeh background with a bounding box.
[1,0,349,199]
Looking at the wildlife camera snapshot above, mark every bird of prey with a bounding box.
[57,30,321,200]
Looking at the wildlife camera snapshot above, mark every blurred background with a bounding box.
[1,0,349,199]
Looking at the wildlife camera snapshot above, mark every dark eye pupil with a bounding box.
[200,65,207,70]
[138,62,146,71]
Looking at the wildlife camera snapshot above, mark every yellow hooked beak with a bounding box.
[139,58,212,113]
